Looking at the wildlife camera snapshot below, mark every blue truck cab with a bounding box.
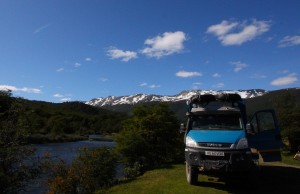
[181,93,281,185]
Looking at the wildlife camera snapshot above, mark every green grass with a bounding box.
[281,151,300,166]
[99,164,228,194]
[97,156,300,194]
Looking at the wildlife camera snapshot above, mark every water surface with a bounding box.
[22,139,115,194]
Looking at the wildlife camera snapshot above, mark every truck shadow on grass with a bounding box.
[199,165,300,194]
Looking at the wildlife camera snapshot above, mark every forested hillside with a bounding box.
[102,88,300,119]
[245,88,300,113]
[0,90,127,143]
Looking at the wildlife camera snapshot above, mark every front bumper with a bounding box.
[185,147,256,173]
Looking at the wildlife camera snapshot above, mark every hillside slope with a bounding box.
[90,88,300,122]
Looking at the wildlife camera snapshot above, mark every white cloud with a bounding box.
[207,20,238,36]
[278,35,300,47]
[149,84,160,88]
[107,47,137,62]
[60,98,71,102]
[34,23,51,34]
[53,93,63,98]
[213,83,225,88]
[56,68,64,72]
[176,71,202,78]
[231,61,248,72]
[85,57,92,61]
[139,82,160,88]
[139,82,148,87]
[74,63,81,68]
[207,20,271,46]
[53,93,72,101]
[98,77,108,82]
[279,69,290,74]
[270,73,298,86]
[212,73,221,78]
[141,31,187,58]
[0,85,41,94]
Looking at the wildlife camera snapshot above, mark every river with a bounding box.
[34,139,115,165]
[21,138,116,194]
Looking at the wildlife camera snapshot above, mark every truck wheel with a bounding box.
[186,163,198,185]
[246,164,260,188]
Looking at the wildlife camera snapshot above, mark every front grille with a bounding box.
[201,153,231,161]
[198,142,232,148]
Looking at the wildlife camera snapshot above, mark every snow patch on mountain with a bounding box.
[86,89,267,107]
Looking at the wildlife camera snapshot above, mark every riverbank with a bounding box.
[89,134,114,142]
[27,134,88,144]
[21,140,116,194]
[27,134,116,144]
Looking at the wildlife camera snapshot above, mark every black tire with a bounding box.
[246,164,260,189]
[186,163,198,185]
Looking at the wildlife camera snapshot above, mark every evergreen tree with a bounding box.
[0,90,38,193]
[115,103,183,171]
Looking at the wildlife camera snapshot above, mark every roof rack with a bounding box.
[190,93,241,104]
[187,93,243,113]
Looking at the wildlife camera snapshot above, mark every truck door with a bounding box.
[247,109,282,162]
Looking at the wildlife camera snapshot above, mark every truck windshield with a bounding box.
[191,114,242,130]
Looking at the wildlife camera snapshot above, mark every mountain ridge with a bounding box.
[85,89,267,107]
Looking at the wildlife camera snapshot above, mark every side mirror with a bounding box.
[180,123,186,134]
[246,123,255,134]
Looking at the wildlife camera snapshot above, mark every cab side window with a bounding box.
[251,111,276,132]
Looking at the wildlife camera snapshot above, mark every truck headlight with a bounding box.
[236,138,248,149]
[186,136,199,148]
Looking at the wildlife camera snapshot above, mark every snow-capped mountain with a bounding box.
[86,89,267,107]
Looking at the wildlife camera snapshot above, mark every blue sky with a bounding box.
[0,0,299,102]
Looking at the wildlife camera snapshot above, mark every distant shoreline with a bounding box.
[27,134,115,144]
[27,134,88,144]
[89,136,114,142]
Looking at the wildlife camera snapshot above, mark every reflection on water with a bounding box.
[22,139,115,194]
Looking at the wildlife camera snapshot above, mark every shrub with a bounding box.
[115,103,183,171]
[47,147,117,194]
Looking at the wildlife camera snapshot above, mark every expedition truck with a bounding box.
[180,93,282,185]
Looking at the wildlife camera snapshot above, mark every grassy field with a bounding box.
[281,151,300,166]
[99,155,300,194]
[100,164,228,194]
